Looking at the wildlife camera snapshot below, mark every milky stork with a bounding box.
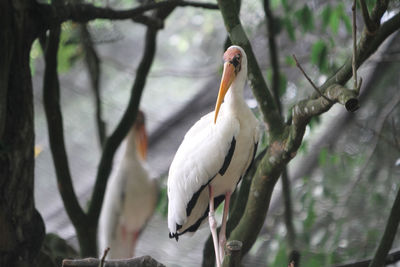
[167,46,260,266]
[99,111,158,259]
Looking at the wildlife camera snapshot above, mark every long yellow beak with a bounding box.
[214,62,236,123]
[135,124,147,160]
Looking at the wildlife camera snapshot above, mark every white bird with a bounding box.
[99,111,158,259]
[167,46,259,266]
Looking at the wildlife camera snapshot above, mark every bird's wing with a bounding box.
[167,106,240,233]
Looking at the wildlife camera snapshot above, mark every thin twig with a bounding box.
[99,247,110,267]
[352,0,358,90]
[63,255,165,267]
[292,54,332,103]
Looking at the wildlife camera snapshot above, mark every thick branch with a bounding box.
[217,0,284,138]
[36,0,218,26]
[368,186,400,267]
[62,255,165,267]
[42,26,86,227]
[292,84,359,126]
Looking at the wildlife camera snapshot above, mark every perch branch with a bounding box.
[62,255,165,267]
[42,26,86,226]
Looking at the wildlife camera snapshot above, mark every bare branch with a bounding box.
[36,0,218,27]
[62,255,165,267]
[292,54,333,103]
[42,26,86,227]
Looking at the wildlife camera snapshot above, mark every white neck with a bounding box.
[224,64,247,111]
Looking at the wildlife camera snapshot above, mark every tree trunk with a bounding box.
[0,0,46,266]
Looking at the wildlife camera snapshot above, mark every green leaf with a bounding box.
[311,40,328,72]
[283,16,296,41]
[329,9,340,34]
[321,5,332,29]
[295,5,314,32]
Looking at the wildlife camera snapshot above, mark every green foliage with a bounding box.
[58,22,82,73]
[283,16,296,41]
[311,40,328,73]
[321,3,352,35]
[295,5,314,32]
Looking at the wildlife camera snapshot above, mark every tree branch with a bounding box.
[62,255,165,267]
[368,186,400,267]
[42,26,86,227]
[36,0,218,27]
[263,0,281,114]
[217,0,284,138]
[80,25,106,148]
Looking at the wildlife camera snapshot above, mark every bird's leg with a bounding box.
[208,185,221,267]
[218,191,231,262]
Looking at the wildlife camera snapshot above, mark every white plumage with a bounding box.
[99,112,157,259]
[167,46,260,266]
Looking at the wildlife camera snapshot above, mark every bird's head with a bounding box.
[214,45,247,123]
[133,110,147,160]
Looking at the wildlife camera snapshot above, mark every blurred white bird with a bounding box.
[167,46,260,266]
[100,111,158,259]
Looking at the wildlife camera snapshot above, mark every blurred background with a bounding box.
[32,0,400,266]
